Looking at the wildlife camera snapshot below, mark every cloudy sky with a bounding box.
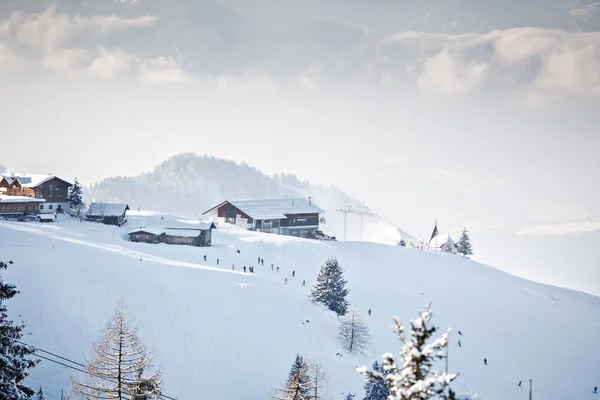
[1,0,599,295]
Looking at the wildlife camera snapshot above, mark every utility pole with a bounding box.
[336,204,375,241]
[529,378,532,400]
[336,206,351,241]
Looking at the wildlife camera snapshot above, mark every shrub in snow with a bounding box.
[35,387,45,400]
[0,260,38,400]
[358,303,459,400]
[310,257,350,316]
[339,305,371,355]
[456,228,473,257]
[71,303,162,400]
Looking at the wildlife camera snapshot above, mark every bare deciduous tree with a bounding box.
[308,360,328,400]
[71,303,161,400]
[339,305,371,355]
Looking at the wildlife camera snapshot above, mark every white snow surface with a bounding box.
[1,212,599,400]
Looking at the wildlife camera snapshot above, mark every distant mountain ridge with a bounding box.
[87,153,419,244]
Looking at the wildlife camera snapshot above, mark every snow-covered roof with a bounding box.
[0,195,46,203]
[203,198,324,220]
[163,229,203,238]
[128,227,166,236]
[87,203,130,217]
[0,173,71,188]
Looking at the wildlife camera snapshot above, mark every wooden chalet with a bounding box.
[0,173,72,214]
[202,197,324,238]
[87,203,130,226]
[128,222,216,247]
[0,195,46,218]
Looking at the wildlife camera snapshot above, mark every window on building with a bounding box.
[49,205,53,210]
[40,204,43,210]
[49,184,53,190]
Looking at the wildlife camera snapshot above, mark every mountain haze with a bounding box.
[87,153,417,244]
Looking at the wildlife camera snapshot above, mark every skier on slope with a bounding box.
[458,340,462,347]
[292,270,295,277]
[285,278,288,284]
[518,381,522,387]
[261,258,264,265]
[243,266,247,273]
[277,266,280,273]
[458,330,463,335]
[593,386,597,394]
[368,309,372,316]
[271,263,274,270]
[258,256,261,263]
[217,258,219,265]
[484,358,488,365]
[203,255,207,262]
[237,249,240,254]
[232,264,235,270]
[302,280,306,287]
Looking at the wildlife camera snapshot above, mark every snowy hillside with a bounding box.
[86,153,417,245]
[1,212,599,400]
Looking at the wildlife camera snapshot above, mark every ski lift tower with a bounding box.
[336,204,375,241]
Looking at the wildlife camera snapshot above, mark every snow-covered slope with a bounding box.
[1,213,599,400]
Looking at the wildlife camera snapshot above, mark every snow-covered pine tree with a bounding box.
[272,354,312,400]
[67,178,84,215]
[339,306,371,355]
[344,392,356,400]
[310,257,350,316]
[456,228,473,257]
[362,361,390,400]
[71,303,161,400]
[35,387,45,400]
[357,303,459,400]
[440,237,456,254]
[0,260,38,400]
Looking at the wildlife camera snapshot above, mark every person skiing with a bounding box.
[217,258,219,265]
[368,309,372,316]
[237,249,240,254]
[203,255,207,262]
[277,266,280,273]
[243,266,247,273]
[251,266,254,273]
[292,270,295,277]
[258,256,261,263]
[458,330,463,335]
[484,358,488,365]
[261,258,264,265]
[594,386,597,394]
[302,280,306,287]
[285,278,288,284]
[271,263,274,270]
[518,381,522,387]
[458,340,462,347]
[232,264,235,270]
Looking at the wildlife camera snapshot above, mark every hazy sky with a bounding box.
[1,2,599,295]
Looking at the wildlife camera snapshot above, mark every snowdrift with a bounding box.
[1,212,599,400]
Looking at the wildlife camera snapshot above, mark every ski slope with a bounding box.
[0,211,599,400]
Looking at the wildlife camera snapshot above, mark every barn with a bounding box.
[87,203,130,226]
[127,222,216,247]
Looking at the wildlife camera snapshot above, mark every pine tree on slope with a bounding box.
[308,360,328,400]
[456,228,473,257]
[310,258,350,316]
[35,387,45,400]
[273,354,312,400]
[71,303,161,400]
[358,303,459,400]
[0,260,38,400]
[440,237,456,254]
[362,361,390,400]
[339,306,371,355]
[67,178,84,215]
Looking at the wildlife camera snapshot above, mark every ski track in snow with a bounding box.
[0,222,247,276]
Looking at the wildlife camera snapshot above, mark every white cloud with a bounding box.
[87,46,134,79]
[138,57,191,84]
[3,6,156,52]
[41,48,90,74]
[516,221,600,236]
[382,28,600,99]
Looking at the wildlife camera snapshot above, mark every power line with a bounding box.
[1,334,177,400]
